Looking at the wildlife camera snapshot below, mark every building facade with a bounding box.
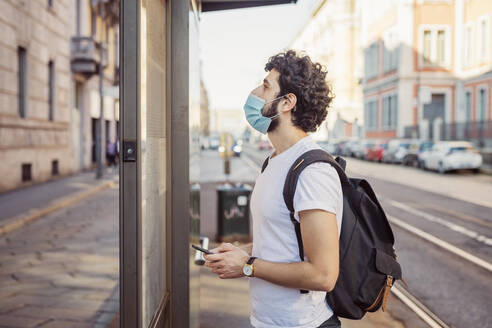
[70,0,120,173]
[362,0,492,149]
[290,0,364,140]
[0,0,119,193]
[0,0,73,192]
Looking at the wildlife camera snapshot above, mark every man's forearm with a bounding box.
[253,258,335,292]
[239,242,253,256]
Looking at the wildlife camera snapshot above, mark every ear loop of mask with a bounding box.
[265,95,287,119]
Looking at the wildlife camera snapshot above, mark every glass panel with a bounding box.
[189,5,201,328]
[437,30,445,65]
[465,27,472,66]
[481,20,487,60]
[139,0,167,326]
[465,92,471,122]
[479,89,486,121]
[423,30,432,64]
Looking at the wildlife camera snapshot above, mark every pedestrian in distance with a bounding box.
[106,140,117,167]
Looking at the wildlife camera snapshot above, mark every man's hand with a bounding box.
[203,243,250,279]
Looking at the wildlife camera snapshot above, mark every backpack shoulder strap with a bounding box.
[283,149,349,214]
[282,149,348,294]
[261,156,270,173]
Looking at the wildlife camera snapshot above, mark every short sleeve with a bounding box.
[293,162,342,222]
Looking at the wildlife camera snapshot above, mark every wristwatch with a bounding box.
[242,256,257,277]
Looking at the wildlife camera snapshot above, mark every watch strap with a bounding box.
[247,256,257,265]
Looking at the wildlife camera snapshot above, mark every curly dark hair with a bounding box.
[265,50,334,133]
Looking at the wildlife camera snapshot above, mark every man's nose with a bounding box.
[251,86,261,97]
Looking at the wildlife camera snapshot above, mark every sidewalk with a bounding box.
[0,176,119,327]
[0,169,118,236]
[199,242,427,328]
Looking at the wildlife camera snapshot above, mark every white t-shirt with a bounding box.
[249,135,343,328]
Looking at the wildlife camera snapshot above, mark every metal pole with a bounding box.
[96,1,105,179]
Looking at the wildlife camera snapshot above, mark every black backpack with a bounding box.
[261,149,403,319]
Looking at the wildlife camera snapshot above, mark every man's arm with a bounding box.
[204,209,339,292]
[253,209,339,292]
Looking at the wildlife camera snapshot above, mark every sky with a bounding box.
[199,0,321,111]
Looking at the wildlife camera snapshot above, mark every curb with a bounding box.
[0,179,117,237]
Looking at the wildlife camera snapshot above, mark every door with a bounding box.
[423,94,445,141]
[120,1,198,327]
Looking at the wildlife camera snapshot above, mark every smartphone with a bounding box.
[192,244,212,255]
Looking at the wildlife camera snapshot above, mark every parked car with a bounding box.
[333,140,349,156]
[318,141,336,154]
[354,140,376,160]
[382,139,412,163]
[209,135,220,150]
[422,141,482,174]
[366,141,388,162]
[393,142,412,164]
[402,140,434,167]
[341,139,361,157]
[417,141,435,168]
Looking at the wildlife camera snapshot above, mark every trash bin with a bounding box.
[217,183,252,243]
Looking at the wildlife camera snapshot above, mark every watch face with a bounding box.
[243,265,253,276]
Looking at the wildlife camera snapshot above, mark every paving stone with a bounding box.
[0,187,119,325]
[36,320,94,328]
[10,306,99,322]
[0,314,49,328]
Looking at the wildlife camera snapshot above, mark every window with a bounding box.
[364,42,379,80]
[75,81,82,111]
[18,47,27,118]
[22,163,32,182]
[382,97,389,129]
[383,29,399,73]
[464,23,474,67]
[365,100,379,131]
[392,94,398,128]
[423,30,432,64]
[48,60,55,121]
[465,91,472,122]
[76,0,81,35]
[478,16,490,63]
[437,30,446,65]
[52,160,59,176]
[383,43,399,73]
[382,94,398,130]
[91,10,96,36]
[420,26,450,67]
[478,88,486,121]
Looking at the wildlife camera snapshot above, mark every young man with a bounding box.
[204,50,343,328]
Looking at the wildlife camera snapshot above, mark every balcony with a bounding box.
[71,36,108,77]
[91,0,119,26]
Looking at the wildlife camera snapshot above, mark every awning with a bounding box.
[202,0,297,12]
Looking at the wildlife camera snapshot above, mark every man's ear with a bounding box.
[281,93,297,113]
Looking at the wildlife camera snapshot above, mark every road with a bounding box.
[241,143,492,328]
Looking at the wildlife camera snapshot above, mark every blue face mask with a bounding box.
[243,93,285,134]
